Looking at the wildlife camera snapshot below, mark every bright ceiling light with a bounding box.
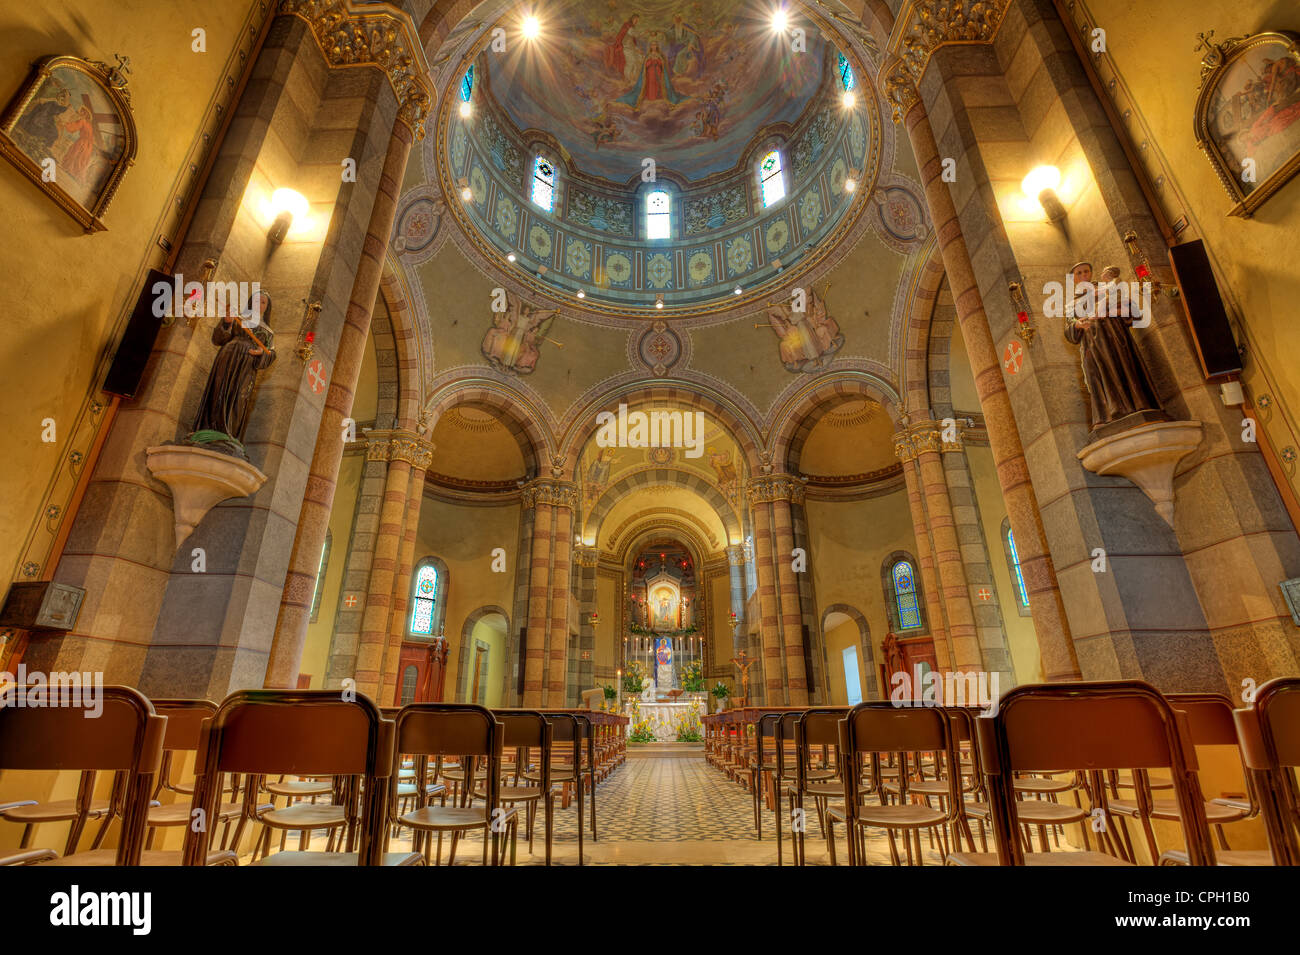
[842,91,856,108]
[733,286,743,295]
[655,294,665,309]
[1021,165,1061,198]
[577,289,586,299]
[506,251,516,262]
[461,186,473,201]
[459,100,472,118]
[522,15,540,39]
[772,9,788,32]
[844,177,857,193]
[270,188,309,222]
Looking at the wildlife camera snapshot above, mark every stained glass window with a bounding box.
[892,560,922,630]
[837,52,856,92]
[1007,527,1030,607]
[645,190,670,239]
[459,64,474,103]
[759,150,785,207]
[531,155,555,211]
[410,564,437,635]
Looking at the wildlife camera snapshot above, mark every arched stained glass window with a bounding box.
[837,52,856,92]
[645,189,671,239]
[1006,526,1030,608]
[758,149,785,208]
[892,560,922,631]
[531,155,556,211]
[410,564,438,635]
[459,64,474,103]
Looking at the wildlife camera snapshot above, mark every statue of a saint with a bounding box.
[1064,262,1163,435]
[189,290,276,459]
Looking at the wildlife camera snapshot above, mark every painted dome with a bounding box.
[435,0,878,319]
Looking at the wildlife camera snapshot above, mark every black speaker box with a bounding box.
[1167,240,1242,381]
[103,267,171,398]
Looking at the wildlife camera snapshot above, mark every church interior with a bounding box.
[1,0,1300,890]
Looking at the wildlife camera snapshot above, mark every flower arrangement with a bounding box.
[681,660,704,692]
[602,683,617,700]
[622,660,646,694]
[710,681,731,701]
[675,702,703,742]
[628,714,657,743]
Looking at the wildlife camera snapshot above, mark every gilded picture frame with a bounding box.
[1194,31,1300,218]
[0,55,137,233]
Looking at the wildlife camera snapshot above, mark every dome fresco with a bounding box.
[481,0,827,184]
[435,0,878,317]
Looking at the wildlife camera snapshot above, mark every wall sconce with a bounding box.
[589,611,600,625]
[1121,229,1164,297]
[1021,165,1066,221]
[297,300,321,361]
[267,188,308,246]
[1008,280,1036,343]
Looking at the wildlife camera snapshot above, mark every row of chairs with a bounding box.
[703,678,1300,866]
[0,687,626,866]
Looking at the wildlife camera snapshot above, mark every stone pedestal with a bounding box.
[146,445,268,548]
[1077,420,1204,527]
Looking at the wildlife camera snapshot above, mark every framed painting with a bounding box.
[1194,31,1300,217]
[0,55,136,232]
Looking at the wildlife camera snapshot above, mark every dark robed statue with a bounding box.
[1064,262,1163,436]
[189,290,276,459]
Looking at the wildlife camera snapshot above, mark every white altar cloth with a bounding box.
[626,697,706,741]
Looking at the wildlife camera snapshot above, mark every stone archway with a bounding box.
[821,603,877,702]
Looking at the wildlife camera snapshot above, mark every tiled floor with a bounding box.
[380,745,949,865]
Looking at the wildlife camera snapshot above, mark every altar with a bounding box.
[625,696,707,742]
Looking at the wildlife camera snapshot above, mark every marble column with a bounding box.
[906,422,981,671]
[574,545,599,696]
[324,443,386,687]
[354,433,404,696]
[893,442,954,670]
[378,435,432,702]
[520,486,552,707]
[746,489,784,703]
[899,92,1081,682]
[544,482,578,706]
[266,111,416,689]
[725,544,746,653]
[771,489,810,705]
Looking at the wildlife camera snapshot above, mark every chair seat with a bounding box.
[3,799,111,823]
[1148,799,1246,825]
[260,803,347,829]
[148,801,242,826]
[791,781,845,798]
[947,851,1130,866]
[0,848,58,865]
[400,805,516,831]
[254,851,423,866]
[1012,776,1075,794]
[396,782,447,799]
[475,785,544,803]
[265,780,333,797]
[40,849,238,866]
[963,800,1087,825]
[888,779,953,797]
[1159,849,1273,866]
[829,802,948,829]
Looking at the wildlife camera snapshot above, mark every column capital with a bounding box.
[574,544,600,567]
[745,474,806,505]
[893,431,918,462]
[725,543,746,566]
[882,60,920,125]
[364,429,434,467]
[280,0,432,139]
[520,478,580,511]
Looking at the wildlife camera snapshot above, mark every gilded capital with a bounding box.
[574,544,600,568]
[389,435,434,469]
[745,474,806,505]
[893,432,917,462]
[882,60,920,125]
[889,0,1011,85]
[280,0,433,139]
[725,543,746,567]
[521,478,580,511]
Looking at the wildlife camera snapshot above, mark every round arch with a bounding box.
[423,379,555,478]
[769,372,903,475]
[821,603,878,701]
[584,467,741,545]
[455,604,511,703]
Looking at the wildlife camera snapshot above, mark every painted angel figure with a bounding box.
[481,291,559,375]
[767,289,845,373]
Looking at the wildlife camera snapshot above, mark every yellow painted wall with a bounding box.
[807,488,917,685]
[0,1,261,585]
[466,613,506,706]
[414,495,519,696]
[1085,0,1300,506]
[823,617,864,704]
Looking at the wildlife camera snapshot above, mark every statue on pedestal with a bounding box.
[1064,262,1164,436]
[189,290,276,460]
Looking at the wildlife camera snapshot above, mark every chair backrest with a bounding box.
[795,708,846,792]
[185,690,392,865]
[151,699,219,751]
[494,709,551,749]
[841,702,960,810]
[979,681,1213,865]
[1234,677,1300,865]
[0,684,165,866]
[396,703,499,760]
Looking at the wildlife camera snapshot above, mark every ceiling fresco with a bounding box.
[481,0,827,184]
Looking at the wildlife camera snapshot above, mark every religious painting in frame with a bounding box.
[1194,31,1300,217]
[0,55,137,233]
